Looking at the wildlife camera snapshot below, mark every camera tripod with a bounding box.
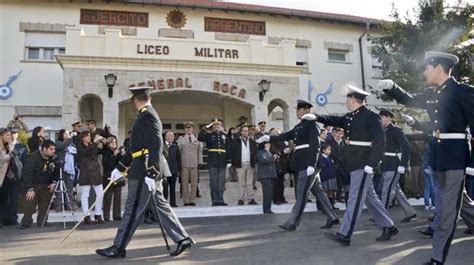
[43,165,76,229]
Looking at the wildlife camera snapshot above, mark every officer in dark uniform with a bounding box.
[254,121,267,139]
[304,84,397,246]
[379,51,474,265]
[71,121,82,146]
[198,118,230,206]
[378,108,417,222]
[257,99,339,231]
[96,87,193,258]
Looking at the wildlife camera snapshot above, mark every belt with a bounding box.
[384,152,400,157]
[433,131,469,140]
[131,149,149,159]
[208,148,226,153]
[294,144,310,150]
[345,140,372,147]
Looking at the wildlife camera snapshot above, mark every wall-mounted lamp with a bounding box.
[258,79,271,102]
[104,73,117,98]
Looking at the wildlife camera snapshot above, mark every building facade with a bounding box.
[0,0,391,141]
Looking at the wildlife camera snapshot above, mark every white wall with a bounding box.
[0,0,391,127]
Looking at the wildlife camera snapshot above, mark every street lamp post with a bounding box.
[104,73,117,98]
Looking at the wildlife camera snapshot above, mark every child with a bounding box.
[318,143,338,210]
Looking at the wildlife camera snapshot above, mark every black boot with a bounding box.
[401,213,417,223]
[324,232,350,246]
[320,218,340,229]
[170,237,195,257]
[95,215,104,224]
[376,226,398,241]
[96,245,126,258]
[82,216,92,225]
[422,259,444,265]
[278,223,296,231]
[419,226,434,237]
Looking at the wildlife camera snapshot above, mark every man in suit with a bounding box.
[231,124,258,205]
[163,131,181,208]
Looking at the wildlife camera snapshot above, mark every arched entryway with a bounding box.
[267,98,290,131]
[118,90,254,139]
[79,94,103,127]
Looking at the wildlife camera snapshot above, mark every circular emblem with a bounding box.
[166,9,187,29]
[0,85,12,100]
[316,93,327,106]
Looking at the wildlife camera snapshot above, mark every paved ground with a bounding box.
[1,207,472,265]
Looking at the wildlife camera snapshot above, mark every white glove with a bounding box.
[466,167,474,176]
[226,163,232,168]
[70,132,77,137]
[283,147,290,154]
[400,113,415,126]
[364,165,374,175]
[109,169,124,182]
[255,134,270,144]
[205,123,213,129]
[301,113,316,121]
[144,177,156,192]
[397,166,406,174]
[377,79,394,91]
[307,166,315,176]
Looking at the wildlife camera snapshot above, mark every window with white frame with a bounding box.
[371,56,383,78]
[295,47,308,66]
[328,49,349,62]
[24,32,65,61]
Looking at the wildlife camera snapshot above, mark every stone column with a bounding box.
[102,96,120,136]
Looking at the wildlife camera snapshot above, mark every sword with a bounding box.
[60,179,116,244]
[149,188,171,251]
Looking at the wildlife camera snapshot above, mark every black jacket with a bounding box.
[317,105,385,172]
[116,105,162,180]
[381,123,410,171]
[270,140,290,175]
[164,142,181,174]
[230,137,257,168]
[384,77,474,170]
[21,151,59,192]
[102,148,122,182]
[270,119,320,172]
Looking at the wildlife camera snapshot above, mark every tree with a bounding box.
[370,0,473,101]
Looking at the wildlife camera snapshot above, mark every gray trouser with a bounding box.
[310,174,338,221]
[431,170,464,263]
[381,171,416,217]
[339,169,394,238]
[209,167,226,204]
[114,179,188,250]
[284,170,337,227]
[460,190,474,232]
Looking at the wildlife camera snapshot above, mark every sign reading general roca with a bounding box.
[204,17,266,35]
[80,9,149,27]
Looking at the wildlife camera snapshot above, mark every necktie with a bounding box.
[189,135,192,143]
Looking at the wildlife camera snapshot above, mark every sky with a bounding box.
[226,0,472,21]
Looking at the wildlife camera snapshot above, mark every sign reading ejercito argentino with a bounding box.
[204,17,265,35]
[80,9,149,27]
